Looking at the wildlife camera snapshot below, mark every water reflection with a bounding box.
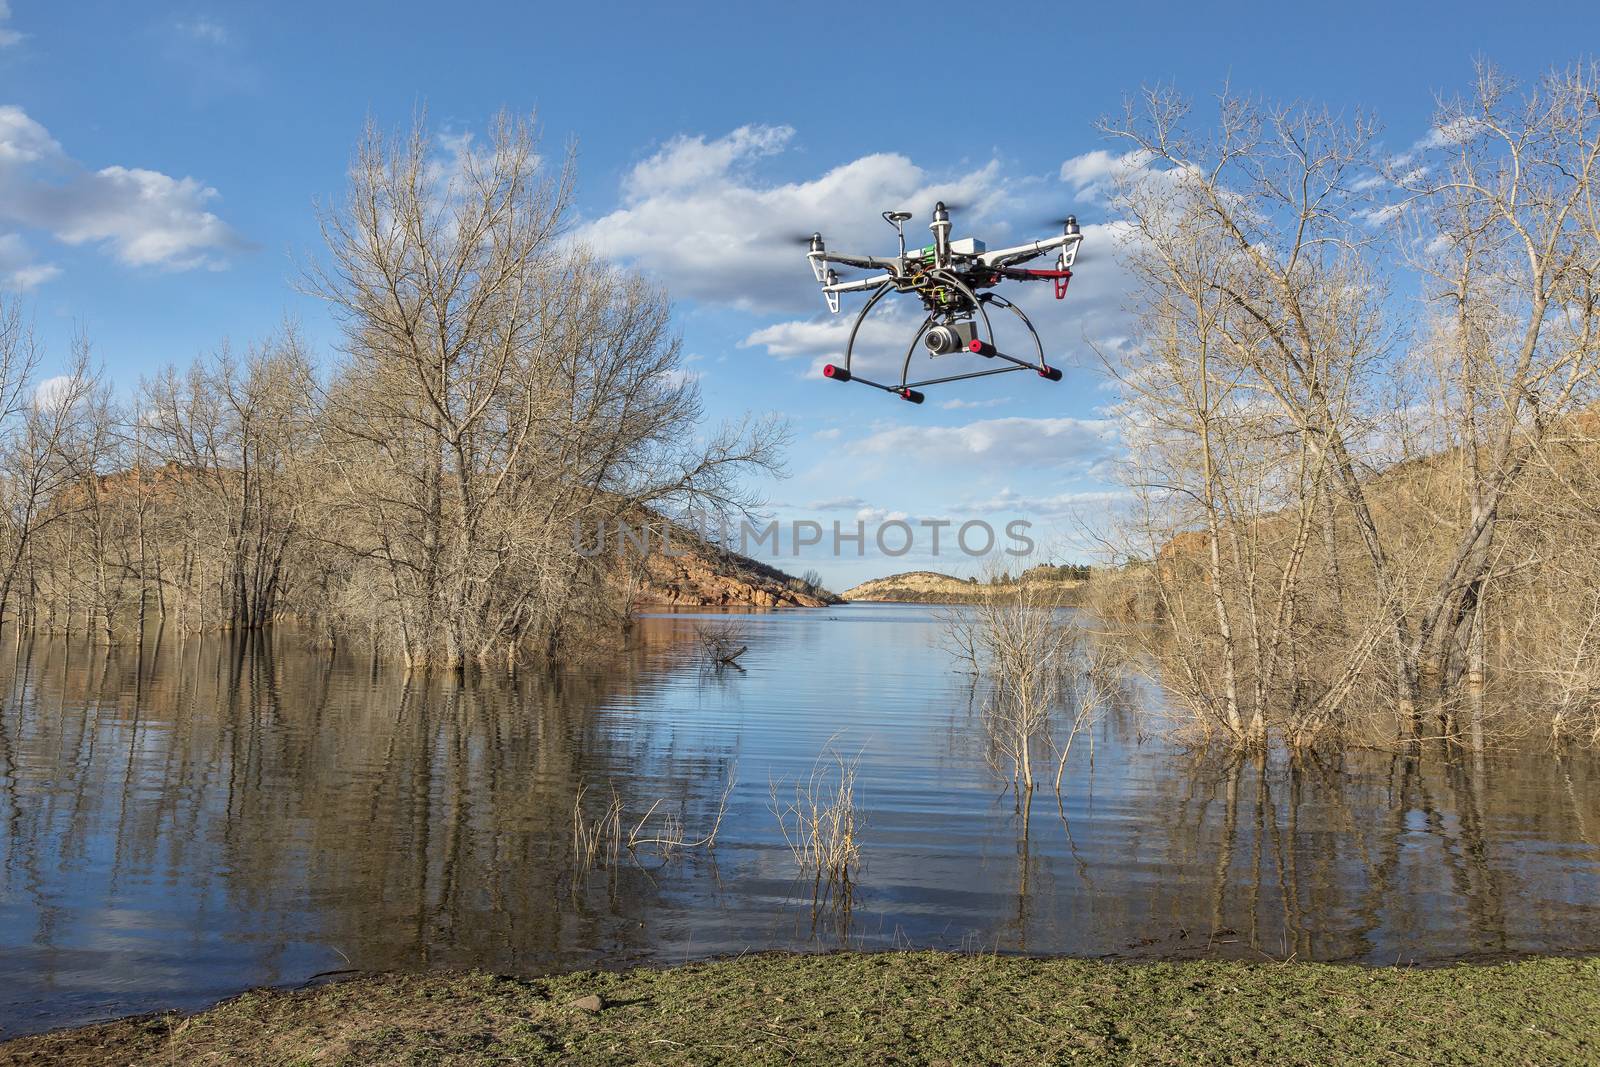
[1,606,1597,1036]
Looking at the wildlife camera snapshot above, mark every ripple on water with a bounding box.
[1,604,1598,1035]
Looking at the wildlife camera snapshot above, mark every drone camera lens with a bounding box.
[924,326,957,355]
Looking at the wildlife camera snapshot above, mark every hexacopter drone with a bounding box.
[805,202,1082,403]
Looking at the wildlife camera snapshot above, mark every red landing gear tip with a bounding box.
[899,388,925,404]
[822,363,851,382]
[1038,366,1062,381]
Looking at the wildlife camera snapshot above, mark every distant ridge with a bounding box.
[840,568,1085,605]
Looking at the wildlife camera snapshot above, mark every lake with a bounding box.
[2,604,1597,1037]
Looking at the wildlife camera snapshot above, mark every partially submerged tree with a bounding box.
[1401,62,1600,741]
[0,111,786,668]
[940,582,1113,794]
[1101,62,1600,750]
[1104,87,1404,747]
[0,317,104,634]
[306,112,784,668]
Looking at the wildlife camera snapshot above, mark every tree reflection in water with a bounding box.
[1,606,1597,1037]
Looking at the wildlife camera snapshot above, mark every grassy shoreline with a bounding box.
[3,951,1596,1065]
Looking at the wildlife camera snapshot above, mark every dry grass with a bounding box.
[570,784,625,879]
[6,953,1599,1066]
[770,741,860,910]
[570,774,733,883]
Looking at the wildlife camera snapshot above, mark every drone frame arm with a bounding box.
[809,250,899,279]
[817,269,895,312]
[822,273,893,295]
[978,232,1083,269]
[825,251,898,270]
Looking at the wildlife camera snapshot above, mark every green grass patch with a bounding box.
[3,951,1596,1065]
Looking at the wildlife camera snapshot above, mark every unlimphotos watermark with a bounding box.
[573,517,1035,559]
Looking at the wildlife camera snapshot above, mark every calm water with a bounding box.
[1,604,1598,1036]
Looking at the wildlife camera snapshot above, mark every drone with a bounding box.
[804,202,1083,403]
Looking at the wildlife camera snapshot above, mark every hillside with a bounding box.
[630,531,841,609]
[840,571,983,603]
[841,568,1086,605]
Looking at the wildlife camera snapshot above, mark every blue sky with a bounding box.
[2,1,1595,588]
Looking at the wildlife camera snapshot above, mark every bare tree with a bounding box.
[942,582,1078,792]
[1398,62,1600,743]
[0,112,789,667]
[1103,89,1404,745]
[134,328,318,634]
[1097,66,1600,750]
[305,110,784,668]
[0,321,104,633]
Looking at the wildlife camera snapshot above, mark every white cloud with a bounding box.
[1355,203,1404,229]
[581,125,1023,314]
[33,374,75,412]
[175,17,229,45]
[1419,116,1488,150]
[0,107,61,165]
[46,166,240,267]
[956,486,1030,510]
[0,105,245,275]
[628,124,792,198]
[740,301,935,380]
[1388,117,1492,169]
[659,367,701,389]
[1058,148,1150,204]
[742,315,861,361]
[0,1,22,47]
[422,130,502,196]
[939,396,1011,410]
[0,233,60,290]
[954,485,1133,519]
[1059,150,1117,191]
[6,263,58,289]
[854,415,1118,471]
[807,496,869,511]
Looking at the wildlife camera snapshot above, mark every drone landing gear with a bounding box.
[821,363,927,402]
[821,284,1062,402]
[965,338,1062,379]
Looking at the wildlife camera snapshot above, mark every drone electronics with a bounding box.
[805,202,1082,403]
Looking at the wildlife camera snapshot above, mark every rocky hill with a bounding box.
[841,568,1086,605]
[840,571,983,603]
[630,535,840,609]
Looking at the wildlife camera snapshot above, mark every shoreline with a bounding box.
[5,950,1596,1065]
